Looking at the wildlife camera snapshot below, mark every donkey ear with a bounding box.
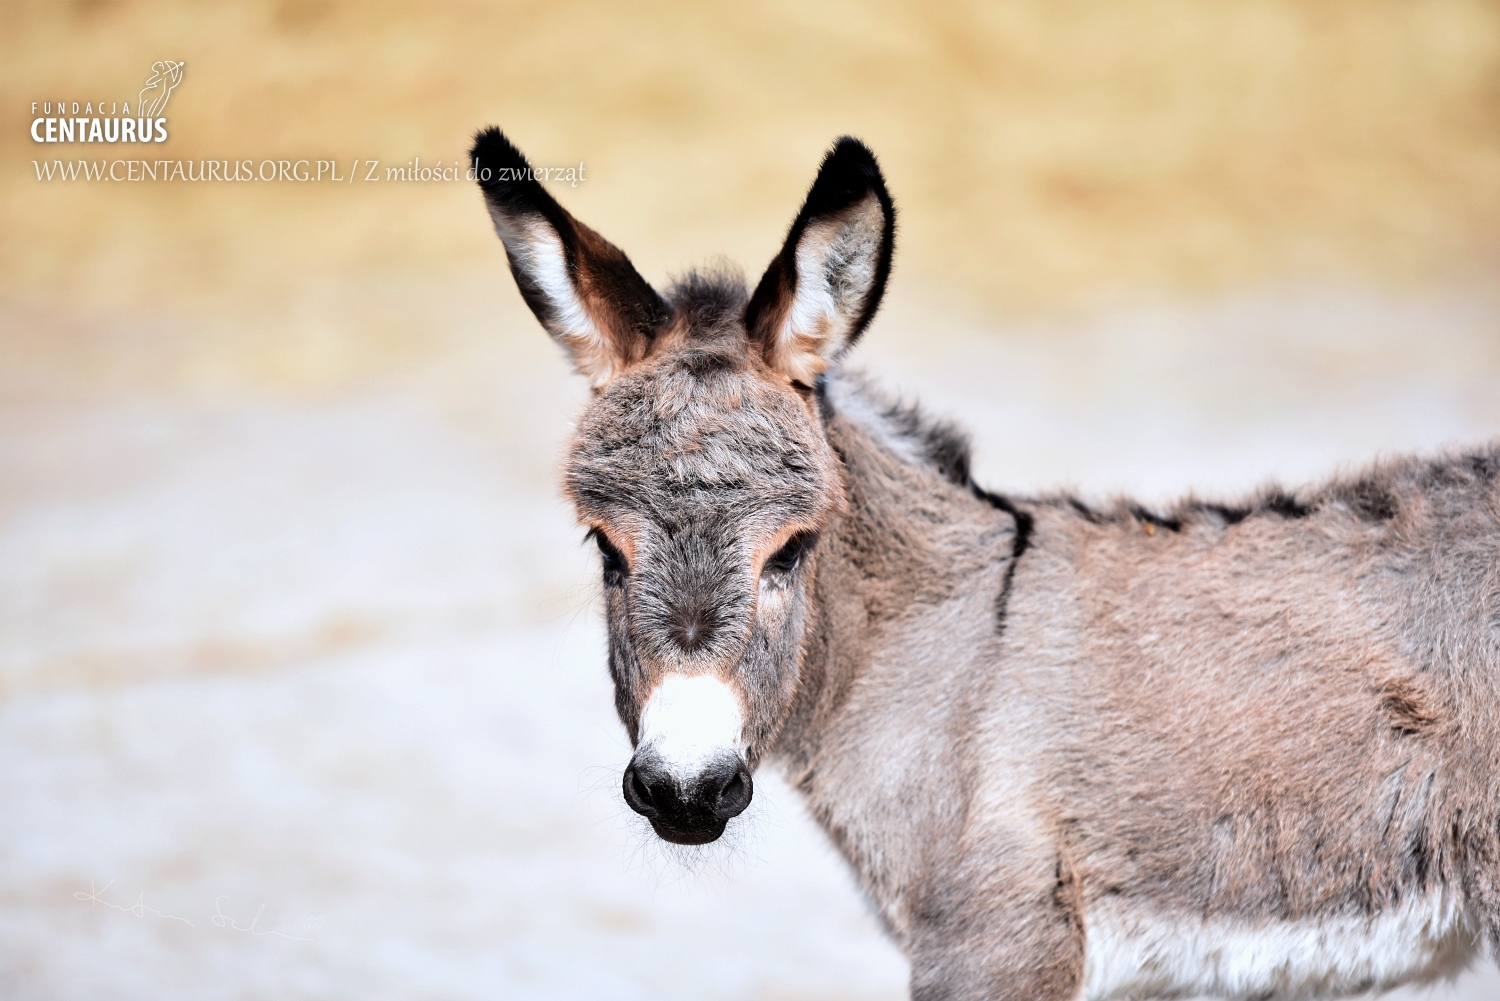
[470,128,669,387]
[745,137,895,384]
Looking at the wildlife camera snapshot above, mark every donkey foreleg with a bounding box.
[906,868,1086,1001]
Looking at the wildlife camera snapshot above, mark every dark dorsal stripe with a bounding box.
[973,487,1034,637]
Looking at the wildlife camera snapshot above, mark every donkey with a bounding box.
[469,127,1500,1000]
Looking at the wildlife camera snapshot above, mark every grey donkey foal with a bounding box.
[470,127,1500,1000]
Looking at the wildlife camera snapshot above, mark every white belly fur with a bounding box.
[1082,891,1480,1000]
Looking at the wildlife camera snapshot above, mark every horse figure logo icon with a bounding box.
[137,61,185,118]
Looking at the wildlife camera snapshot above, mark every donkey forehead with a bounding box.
[565,352,837,530]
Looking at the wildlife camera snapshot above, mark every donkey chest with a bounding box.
[1079,891,1477,1000]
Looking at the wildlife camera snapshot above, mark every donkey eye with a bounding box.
[764,533,816,576]
[591,530,628,586]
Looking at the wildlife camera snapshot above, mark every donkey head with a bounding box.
[471,129,895,844]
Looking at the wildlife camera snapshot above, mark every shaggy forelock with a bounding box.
[565,308,836,529]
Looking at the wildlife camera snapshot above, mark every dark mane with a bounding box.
[825,372,979,489]
[830,373,1500,543]
[1027,448,1500,536]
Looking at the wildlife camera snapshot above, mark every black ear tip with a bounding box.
[469,126,532,188]
[825,136,883,180]
[469,126,517,164]
[828,135,876,163]
[804,135,888,216]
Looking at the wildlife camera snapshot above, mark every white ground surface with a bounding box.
[3,280,1499,999]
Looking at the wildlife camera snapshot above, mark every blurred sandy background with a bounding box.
[3,2,1500,998]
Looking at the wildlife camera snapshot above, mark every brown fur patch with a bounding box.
[1378,677,1442,735]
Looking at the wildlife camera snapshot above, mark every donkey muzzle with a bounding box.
[622,751,753,845]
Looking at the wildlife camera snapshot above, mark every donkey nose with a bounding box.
[622,753,753,844]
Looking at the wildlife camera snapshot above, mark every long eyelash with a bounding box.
[588,528,629,583]
[766,532,817,574]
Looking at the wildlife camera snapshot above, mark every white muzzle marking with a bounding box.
[638,674,744,781]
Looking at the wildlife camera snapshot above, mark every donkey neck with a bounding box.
[771,372,1020,796]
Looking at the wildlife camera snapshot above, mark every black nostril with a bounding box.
[630,768,652,805]
[712,762,754,820]
[622,763,660,818]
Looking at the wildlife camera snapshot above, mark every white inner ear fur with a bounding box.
[638,674,745,782]
[774,195,885,383]
[486,207,617,386]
